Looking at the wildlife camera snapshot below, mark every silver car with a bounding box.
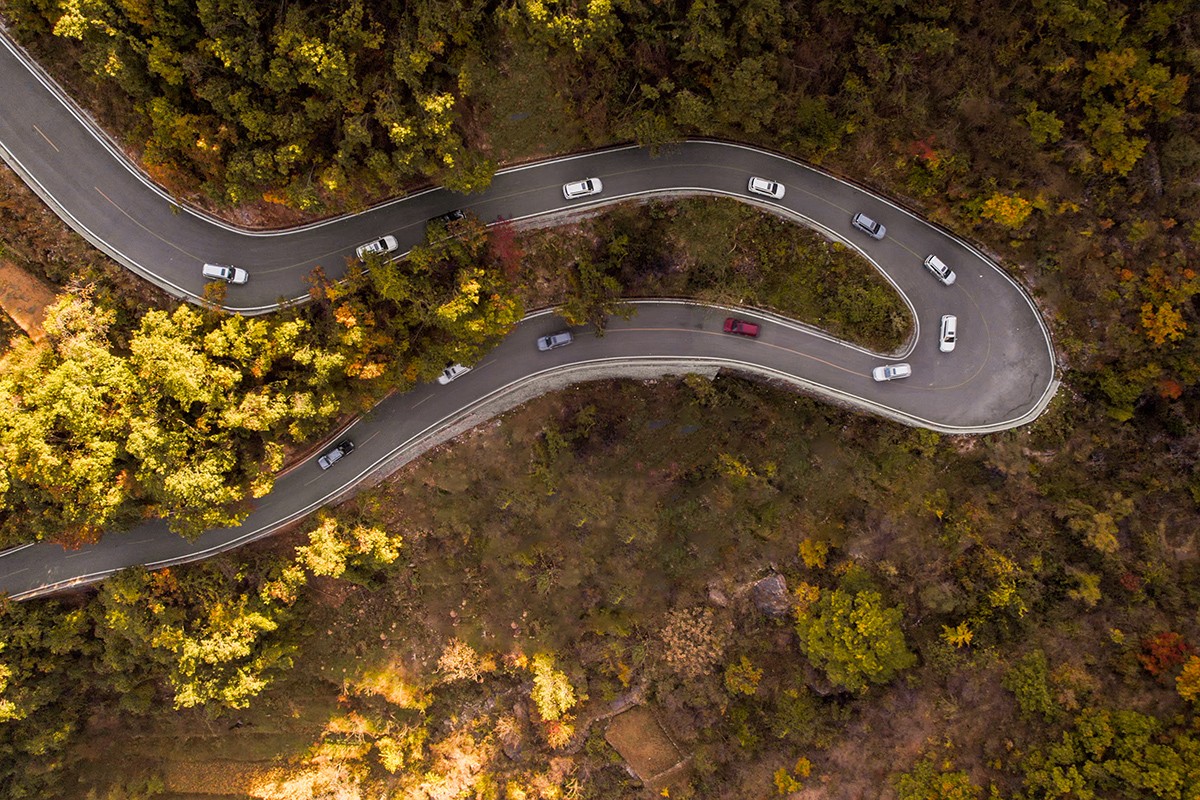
[872,363,912,382]
[924,254,957,286]
[939,315,957,352]
[562,178,603,199]
[537,331,574,351]
[317,440,355,470]
[852,212,886,240]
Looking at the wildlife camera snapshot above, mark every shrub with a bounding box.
[376,725,428,774]
[981,192,1034,229]
[774,758,811,795]
[941,622,974,649]
[437,639,493,683]
[799,538,830,569]
[661,607,730,680]
[724,656,763,697]
[530,654,576,722]
[1067,570,1103,607]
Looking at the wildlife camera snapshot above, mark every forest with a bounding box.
[0,0,1198,797]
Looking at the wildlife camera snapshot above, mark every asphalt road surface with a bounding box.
[0,32,1058,598]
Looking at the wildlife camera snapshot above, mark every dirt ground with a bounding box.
[605,705,687,789]
[0,258,56,341]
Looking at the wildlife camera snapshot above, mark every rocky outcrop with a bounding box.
[752,573,791,617]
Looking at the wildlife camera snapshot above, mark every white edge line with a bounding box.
[0,542,35,559]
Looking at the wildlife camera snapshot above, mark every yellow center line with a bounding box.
[608,326,867,378]
[930,279,993,391]
[94,186,197,257]
[32,124,59,152]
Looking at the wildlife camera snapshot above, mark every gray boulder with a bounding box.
[752,573,790,617]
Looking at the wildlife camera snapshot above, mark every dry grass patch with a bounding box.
[605,705,686,783]
[346,654,432,711]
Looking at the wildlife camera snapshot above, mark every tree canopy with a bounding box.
[793,587,916,693]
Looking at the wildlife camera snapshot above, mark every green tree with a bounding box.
[894,755,982,800]
[0,598,92,798]
[0,293,137,545]
[508,0,620,55]
[712,56,779,133]
[33,0,486,205]
[1025,102,1065,146]
[1079,48,1189,175]
[124,305,339,537]
[793,587,915,693]
[295,511,401,581]
[1002,649,1058,721]
[369,215,523,377]
[0,286,367,545]
[558,248,632,332]
[92,565,298,711]
[1020,708,1200,799]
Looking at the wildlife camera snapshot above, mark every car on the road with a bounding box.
[748,177,785,199]
[851,212,887,240]
[355,235,399,260]
[317,440,355,470]
[562,178,603,199]
[872,363,912,382]
[437,363,471,384]
[939,314,957,352]
[723,317,761,337]
[537,331,574,351]
[201,263,248,284]
[923,254,957,286]
[428,209,465,226]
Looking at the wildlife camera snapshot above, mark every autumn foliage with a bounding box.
[1139,632,1193,677]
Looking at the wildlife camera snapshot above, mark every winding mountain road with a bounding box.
[0,32,1058,598]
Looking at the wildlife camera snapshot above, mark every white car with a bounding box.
[562,178,603,199]
[872,363,912,382]
[924,254,957,286]
[851,212,886,240]
[356,235,399,260]
[939,315,957,352]
[748,177,785,199]
[436,364,471,384]
[201,263,248,284]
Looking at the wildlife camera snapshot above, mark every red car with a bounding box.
[723,317,760,337]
